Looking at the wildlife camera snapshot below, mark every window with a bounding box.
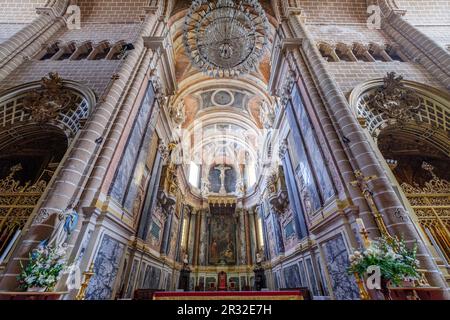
[247,163,256,187]
[188,161,200,187]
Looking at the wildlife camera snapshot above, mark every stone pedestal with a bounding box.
[178,269,191,292]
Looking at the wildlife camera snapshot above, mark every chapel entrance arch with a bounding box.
[350,74,450,268]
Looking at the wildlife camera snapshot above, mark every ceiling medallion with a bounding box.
[183,0,269,78]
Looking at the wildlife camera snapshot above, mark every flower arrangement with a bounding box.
[348,236,420,286]
[17,245,68,292]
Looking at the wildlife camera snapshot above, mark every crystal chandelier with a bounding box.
[183,0,269,78]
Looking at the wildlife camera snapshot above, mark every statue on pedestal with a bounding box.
[182,253,190,271]
[178,252,191,291]
[47,204,79,249]
[253,251,266,291]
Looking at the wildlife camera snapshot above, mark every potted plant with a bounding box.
[17,244,68,292]
[348,236,420,300]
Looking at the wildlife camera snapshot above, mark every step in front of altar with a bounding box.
[152,291,307,301]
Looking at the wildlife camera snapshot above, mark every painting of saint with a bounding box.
[210,238,218,262]
[209,214,236,265]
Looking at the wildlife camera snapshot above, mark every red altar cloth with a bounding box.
[153,291,305,300]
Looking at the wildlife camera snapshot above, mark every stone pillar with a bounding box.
[377,1,450,90]
[285,10,449,295]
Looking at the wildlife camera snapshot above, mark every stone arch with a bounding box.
[350,74,450,156]
[0,73,97,140]
[350,74,450,265]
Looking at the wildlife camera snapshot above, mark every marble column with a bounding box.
[198,210,209,266]
[237,209,247,265]
[187,210,196,265]
[244,210,252,265]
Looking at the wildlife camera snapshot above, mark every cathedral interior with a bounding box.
[0,0,449,301]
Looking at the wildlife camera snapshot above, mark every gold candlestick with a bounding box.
[354,272,370,300]
[76,263,95,300]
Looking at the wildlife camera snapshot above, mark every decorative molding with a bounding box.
[23,73,78,124]
[368,72,421,123]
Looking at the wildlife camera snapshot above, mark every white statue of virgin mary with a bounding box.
[47,205,79,249]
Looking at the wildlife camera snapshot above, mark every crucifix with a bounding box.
[350,170,392,239]
[215,164,231,195]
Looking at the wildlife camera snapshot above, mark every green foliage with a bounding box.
[17,245,67,291]
[347,236,420,286]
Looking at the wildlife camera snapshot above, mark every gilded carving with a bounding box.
[23,73,77,124]
[401,162,450,194]
[169,99,186,125]
[368,72,421,122]
[278,70,296,107]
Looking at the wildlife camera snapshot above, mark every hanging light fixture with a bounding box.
[183,0,269,78]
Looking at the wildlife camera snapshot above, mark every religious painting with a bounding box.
[168,216,179,260]
[110,84,155,205]
[292,86,335,202]
[141,266,161,289]
[209,213,237,265]
[148,203,166,251]
[289,131,322,214]
[266,219,277,259]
